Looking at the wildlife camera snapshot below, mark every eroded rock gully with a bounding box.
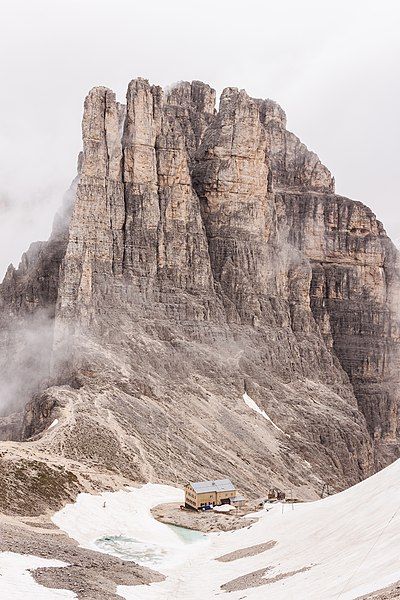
[0,79,398,508]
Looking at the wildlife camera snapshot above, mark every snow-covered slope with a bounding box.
[52,459,400,599]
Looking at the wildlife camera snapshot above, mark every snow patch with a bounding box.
[213,504,236,513]
[48,418,58,429]
[243,392,288,436]
[0,552,75,599]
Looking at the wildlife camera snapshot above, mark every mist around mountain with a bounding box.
[0,77,399,599]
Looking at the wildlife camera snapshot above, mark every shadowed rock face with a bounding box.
[0,78,399,506]
[276,192,400,467]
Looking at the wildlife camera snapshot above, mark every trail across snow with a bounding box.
[52,459,400,600]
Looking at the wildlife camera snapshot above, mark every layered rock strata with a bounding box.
[0,79,398,507]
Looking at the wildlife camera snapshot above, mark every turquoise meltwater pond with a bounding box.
[95,524,206,566]
[166,523,207,543]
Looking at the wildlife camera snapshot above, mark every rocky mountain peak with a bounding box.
[0,78,399,514]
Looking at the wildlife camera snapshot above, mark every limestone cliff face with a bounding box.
[277,193,400,465]
[0,78,398,504]
[259,99,334,194]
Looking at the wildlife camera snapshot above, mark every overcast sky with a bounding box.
[0,0,399,277]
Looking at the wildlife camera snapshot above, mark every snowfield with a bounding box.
[51,459,400,600]
[52,483,208,571]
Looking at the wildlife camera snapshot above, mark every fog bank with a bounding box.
[0,0,399,277]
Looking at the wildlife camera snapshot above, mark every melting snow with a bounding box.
[52,484,208,572]
[213,504,236,513]
[243,392,288,436]
[0,552,75,599]
[52,459,400,600]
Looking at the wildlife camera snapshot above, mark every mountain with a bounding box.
[0,79,399,515]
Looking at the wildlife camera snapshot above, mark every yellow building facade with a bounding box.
[184,479,238,510]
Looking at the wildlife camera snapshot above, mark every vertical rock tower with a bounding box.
[0,78,399,501]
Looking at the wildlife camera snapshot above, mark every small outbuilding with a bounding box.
[185,478,239,510]
[268,488,286,501]
[230,494,246,508]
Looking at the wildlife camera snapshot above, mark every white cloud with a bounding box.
[0,0,399,276]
